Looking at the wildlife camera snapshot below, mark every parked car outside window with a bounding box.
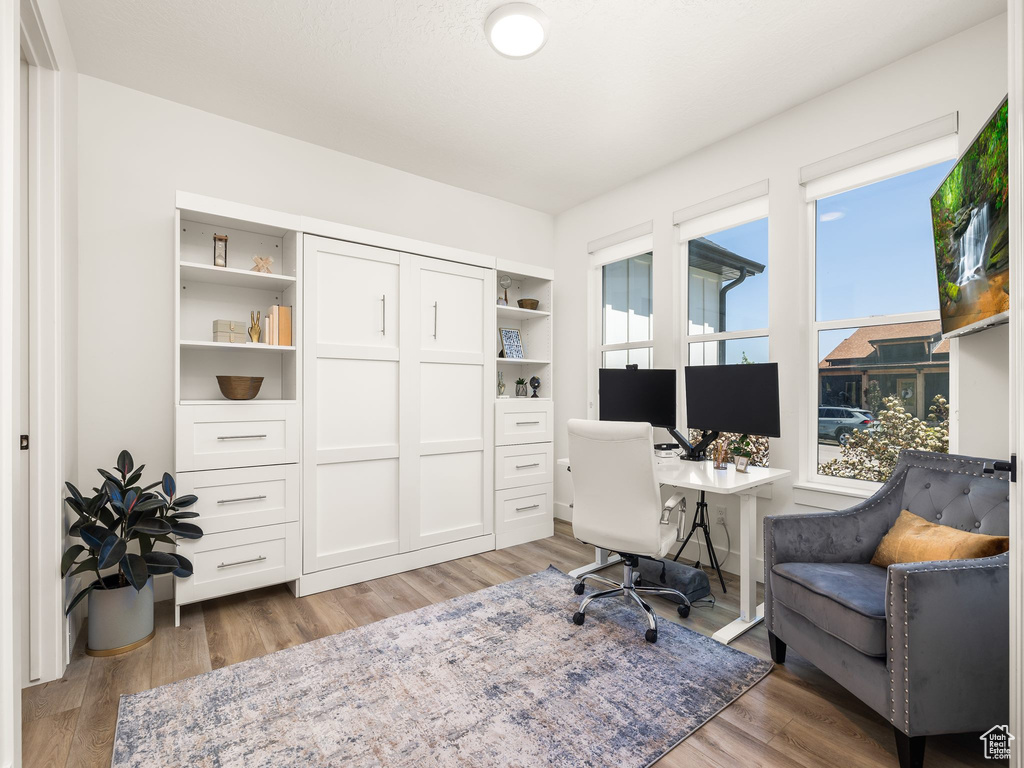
[817,406,875,445]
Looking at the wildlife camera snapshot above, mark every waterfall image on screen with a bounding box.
[930,99,1009,337]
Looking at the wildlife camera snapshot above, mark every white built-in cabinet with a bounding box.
[171,194,551,607]
[301,236,494,586]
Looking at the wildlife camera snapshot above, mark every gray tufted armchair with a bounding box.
[764,450,1010,768]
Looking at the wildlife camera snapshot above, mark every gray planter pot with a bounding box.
[86,576,154,656]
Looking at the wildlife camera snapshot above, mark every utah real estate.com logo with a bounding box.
[981,725,1014,760]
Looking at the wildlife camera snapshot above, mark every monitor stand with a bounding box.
[665,428,727,593]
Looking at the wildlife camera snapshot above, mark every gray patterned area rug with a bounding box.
[113,566,772,767]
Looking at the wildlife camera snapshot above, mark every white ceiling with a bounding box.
[59,0,1004,214]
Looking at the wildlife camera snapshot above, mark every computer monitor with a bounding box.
[598,368,676,429]
[684,363,781,438]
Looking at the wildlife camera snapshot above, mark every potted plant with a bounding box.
[61,450,202,655]
[515,377,528,397]
[729,434,754,473]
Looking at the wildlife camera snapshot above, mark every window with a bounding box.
[680,208,770,465]
[600,253,653,368]
[812,160,954,483]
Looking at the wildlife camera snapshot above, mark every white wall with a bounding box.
[552,15,1011,573]
[77,75,553,491]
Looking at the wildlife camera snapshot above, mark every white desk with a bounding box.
[557,457,790,644]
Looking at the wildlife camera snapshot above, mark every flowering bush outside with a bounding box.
[689,429,770,468]
[818,395,949,483]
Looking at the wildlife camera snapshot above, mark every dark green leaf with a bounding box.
[140,480,162,493]
[120,553,148,590]
[173,494,198,509]
[162,472,176,500]
[97,506,116,529]
[80,524,115,550]
[97,468,124,492]
[171,553,194,578]
[65,582,98,616]
[137,534,154,556]
[116,449,134,479]
[143,551,179,575]
[98,536,127,570]
[133,497,165,513]
[170,522,203,539]
[65,482,85,506]
[124,465,145,488]
[169,511,200,520]
[152,535,176,546]
[131,517,172,536]
[61,545,85,577]
[69,557,98,576]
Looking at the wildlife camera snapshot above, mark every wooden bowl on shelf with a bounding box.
[216,375,264,400]
[517,299,540,311]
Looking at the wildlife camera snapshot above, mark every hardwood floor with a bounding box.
[23,521,993,767]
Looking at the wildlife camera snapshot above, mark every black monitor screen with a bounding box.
[684,363,780,437]
[598,368,676,429]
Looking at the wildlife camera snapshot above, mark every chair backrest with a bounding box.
[567,419,664,557]
[896,451,1010,536]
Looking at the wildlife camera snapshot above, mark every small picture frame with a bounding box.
[734,456,750,473]
[499,328,524,359]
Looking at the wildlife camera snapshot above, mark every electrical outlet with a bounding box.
[715,507,726,526]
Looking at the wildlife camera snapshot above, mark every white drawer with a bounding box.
[175,522,299,604]
[175,464,298,535]
[495,400,553,446]
[496,484,552,527]
[495,444,553,490]
[176,403,299,471]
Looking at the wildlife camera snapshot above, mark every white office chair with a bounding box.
[567,418,690,643]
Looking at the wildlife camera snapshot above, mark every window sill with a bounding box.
[793,479,877,511]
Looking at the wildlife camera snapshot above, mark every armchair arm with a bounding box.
[887,553,1009,736]
[661,492,686,542]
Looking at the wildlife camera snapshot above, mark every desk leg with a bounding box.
[569,548,622,579]
[712,492,764,644]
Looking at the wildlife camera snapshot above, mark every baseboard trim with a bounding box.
[294,534,497,596]
[495,522,554,550]
[553,501,572,522]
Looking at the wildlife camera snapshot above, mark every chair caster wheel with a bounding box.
[645,629,658,643]
[572,612,586,625]
[677,604,690,618]
[573,582,585,595]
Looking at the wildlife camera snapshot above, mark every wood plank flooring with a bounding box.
[22,521,994,767]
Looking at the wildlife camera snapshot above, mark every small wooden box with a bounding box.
[212,319,248,334]
[212,331,249,344]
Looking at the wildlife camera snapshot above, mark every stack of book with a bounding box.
[262,305,293,346]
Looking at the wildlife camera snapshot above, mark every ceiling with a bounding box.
[59,0,1004,214]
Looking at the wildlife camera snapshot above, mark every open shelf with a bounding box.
[496,305,550,321]
[180,398,298,406]
[181,340,296,352]
[496,357,550,365]
[180,261,296,291]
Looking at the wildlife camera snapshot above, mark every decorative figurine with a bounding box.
[497,371,506,397]
[213,234,228,267]
[251,254,274,273]
[529,375,541,398]
[515,377,528,397]
[248,310,262,343]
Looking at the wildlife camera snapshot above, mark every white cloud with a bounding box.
[819,211,845,222]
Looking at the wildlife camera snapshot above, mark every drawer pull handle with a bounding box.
[515,503,540,512]
[516,420,540,425]
[433,301,438,339]
[217,555,267,569]
[216,434,267,441]
[217,495,267,505]
[381,294,386,335]
[515,462,540,469]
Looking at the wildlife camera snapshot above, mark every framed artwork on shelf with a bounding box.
[499,328,524,359]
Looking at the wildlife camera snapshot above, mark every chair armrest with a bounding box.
[764,499,895,569]
[887,553,1009,736]
[661,492,686,542]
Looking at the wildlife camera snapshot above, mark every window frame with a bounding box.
[587,233,655,420]
[677,196,770,434]
[804,145,958,491]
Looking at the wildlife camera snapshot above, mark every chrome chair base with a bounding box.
[571,558,691,643]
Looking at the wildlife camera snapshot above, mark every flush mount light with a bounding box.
[485,3,549,59]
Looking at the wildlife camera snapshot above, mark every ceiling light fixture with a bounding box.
[485,3,549,59]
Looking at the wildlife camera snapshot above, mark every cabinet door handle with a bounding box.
[515,462,540,469]
[516,420,540,425]
[216,434,267,441]
[217,555,266,569]
[381,294,386,335]
[515,503,540,512]
[216,495,267,505]
[433,301,438,339]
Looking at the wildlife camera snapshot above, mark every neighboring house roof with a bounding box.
[688,237,765,280]
[820,320,950,369]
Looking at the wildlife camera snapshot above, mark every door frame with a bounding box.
[1009,1,1024,763]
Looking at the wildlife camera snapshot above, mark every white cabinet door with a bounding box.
[407,256,494,550]
[304,235,404,572]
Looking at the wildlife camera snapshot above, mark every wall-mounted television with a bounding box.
[930,97,1009,339]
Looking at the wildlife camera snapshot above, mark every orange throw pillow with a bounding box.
[871,509,1009,567]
